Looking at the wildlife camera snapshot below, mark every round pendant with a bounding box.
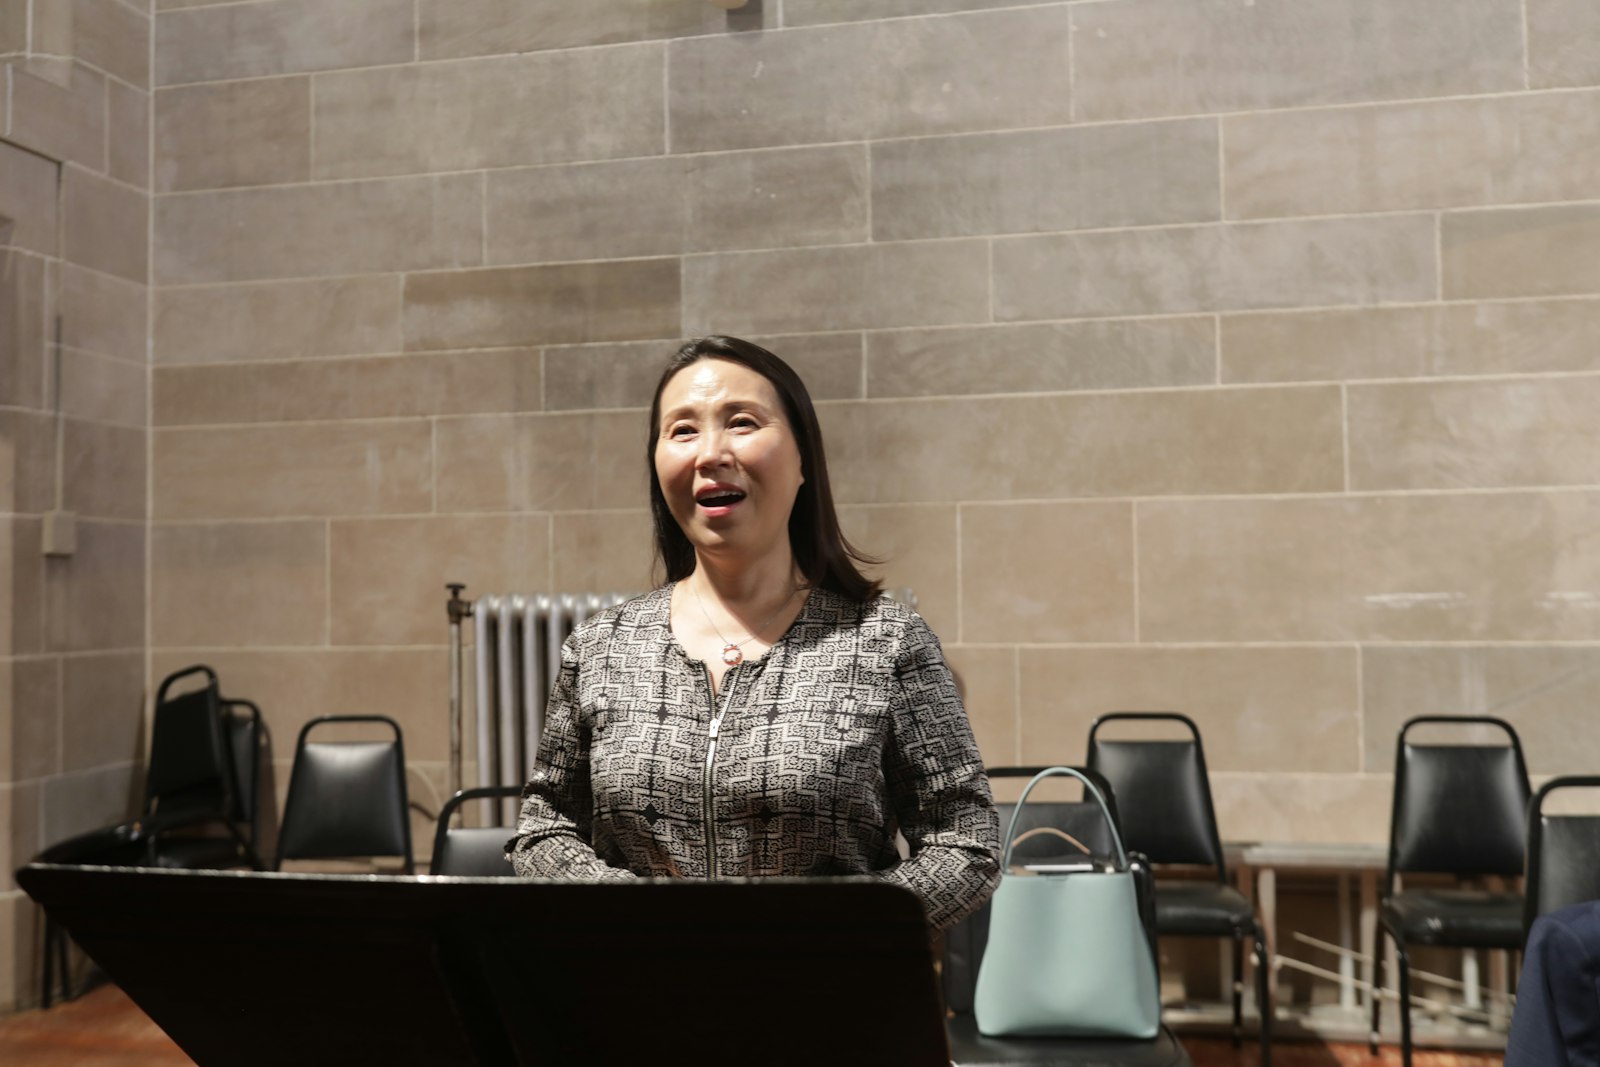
[721,644,744,666]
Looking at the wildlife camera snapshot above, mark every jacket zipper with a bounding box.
[701,663,740,880]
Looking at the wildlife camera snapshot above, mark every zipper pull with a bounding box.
[708,716,722,739]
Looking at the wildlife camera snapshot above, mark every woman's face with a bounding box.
[653,358,805,567]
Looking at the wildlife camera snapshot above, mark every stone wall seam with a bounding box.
[1442,195,1600,215]
[983,238,993,323]
[305,68,315,177]
[817,380,1341,405]
[61,158,144,199]
[153,412,442,432]
[151,34,664,92]
[916,485,1600,507]
[153,344,540,371]
[149,507,640,524]
[1065,0,1077,124]
[1225,292,1600,315]
[1520,0,1532,90]
[788,0,1073,32]
[67,61,145,97]
[428,416,437,515]
[152,269,410,290]
[661,29,672,155]
[1210,315,1222,385]
[953,502,964,644]
[1355,642,1368,775]
[1339,383,1351,492]
[323,516,332,646]
[1129,503,1140,643]
[148,643,457,653]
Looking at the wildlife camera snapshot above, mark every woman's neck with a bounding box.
[688,548,803,613]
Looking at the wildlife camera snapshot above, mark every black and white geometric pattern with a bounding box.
[507,584,1001,931]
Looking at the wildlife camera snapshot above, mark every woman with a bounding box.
[507,335,999,931]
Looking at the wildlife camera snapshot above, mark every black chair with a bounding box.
[275,715,414,874]
[139,667,262,866]
[1509,781,1600,1063]
[1369,715,1530,1067]
[150,698,267,871]
[1523,775,1600,938]
[1085,713,1271,1062]
[429,786,523,876]
[942,765,1193,1067]
[36,666,263,1005]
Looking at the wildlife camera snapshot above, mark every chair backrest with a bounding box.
[144,665,232,822]
[1086,712,1226,876]
[943,765,1155,1015]
[221,700,263,824]
[1524,775,1600,935]
[430,786,522,877]
[1388,716,1530,881]
[276,715,413,874]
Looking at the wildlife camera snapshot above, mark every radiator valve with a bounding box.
[447,582,472,623]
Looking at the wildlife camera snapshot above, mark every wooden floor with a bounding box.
[0,984,193,1066]
[0,982,1504,1066]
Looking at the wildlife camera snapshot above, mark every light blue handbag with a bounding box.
[973,766,1161,1039]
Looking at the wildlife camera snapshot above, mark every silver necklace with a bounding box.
[691,581,800,666]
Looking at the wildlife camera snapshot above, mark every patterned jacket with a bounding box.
[507,584,1001,930]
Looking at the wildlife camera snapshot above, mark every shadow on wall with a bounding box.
[724,0,765,32]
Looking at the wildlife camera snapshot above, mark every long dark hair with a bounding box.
[647,336,881,603]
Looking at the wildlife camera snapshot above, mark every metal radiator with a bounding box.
[448,587,917,827]
[464,592,634,825]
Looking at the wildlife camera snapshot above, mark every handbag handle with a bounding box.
[1001,766,1129,872]
[1010,826,1091,855]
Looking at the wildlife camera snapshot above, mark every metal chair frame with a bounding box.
[1086,712,1272,1062]
[429,785,524,876]
[275,714,414,874]
[37,665,262,1006]
[1369,715,1531,1067]
[1523,774,1600,938]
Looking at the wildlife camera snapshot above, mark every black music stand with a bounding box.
[16,865,949,1067]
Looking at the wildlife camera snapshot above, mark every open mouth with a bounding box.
[695,488,747,509]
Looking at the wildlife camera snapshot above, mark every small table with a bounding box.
[1233,842,1388,1012]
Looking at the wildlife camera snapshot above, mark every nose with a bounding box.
[694,427,732,470]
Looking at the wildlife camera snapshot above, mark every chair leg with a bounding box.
[1369,923,1386,1056]
[1254,926,1272,1067]
[231,825,265,872]
[40,917,55,1011]
[1396,939,1413,1067]
[57,924,71,1002]
[1231,928,1245,1047]
[40,916,71,1009]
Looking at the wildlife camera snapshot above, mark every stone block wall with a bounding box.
[145,0,1600,850]
[2,0,151,1011]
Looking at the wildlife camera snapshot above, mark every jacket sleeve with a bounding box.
[1505,902,1600,1067]
[874,612,1001,930]
[505,631,637,881]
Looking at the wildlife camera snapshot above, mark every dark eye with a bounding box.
[730,416,758,430]
[668,424,696,439]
